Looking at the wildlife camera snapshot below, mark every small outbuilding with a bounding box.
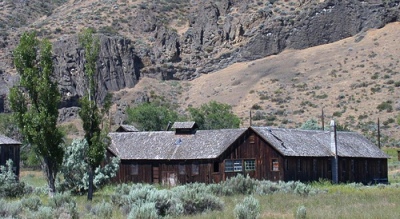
[107,122,389,185]
[0,135,21,178]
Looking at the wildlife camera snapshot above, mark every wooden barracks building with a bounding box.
[107,121,389,186]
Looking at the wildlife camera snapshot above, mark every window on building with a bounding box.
[179,164,186,175]
[225,159,244,172]
[245,160,256,171]
[213,162,219,172]
[225,160,234,172]
[130,163,138,175]
[365,160,368,173]
[192,162,199,175]
[272,159,279,171]
[249,135,255,144]
[233,160,243,172]
[351,160,355,173]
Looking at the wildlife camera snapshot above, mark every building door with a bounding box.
[162,171,177,187]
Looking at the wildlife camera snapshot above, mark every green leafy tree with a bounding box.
[126,102,179,131]
[188,101,240,130]
[0,113,19,139]
[9,32,64,196]
[59,139,119,194]
[78,28,112,200]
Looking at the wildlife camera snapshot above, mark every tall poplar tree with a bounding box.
[78,28,110,201]
[9,32,64,196]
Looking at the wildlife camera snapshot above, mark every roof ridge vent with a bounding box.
[172,121,198,135]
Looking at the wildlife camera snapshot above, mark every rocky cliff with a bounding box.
[0,0,399,115]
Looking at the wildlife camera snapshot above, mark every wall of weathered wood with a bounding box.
[108,129,388,185]
[338,157,388,184]
[0,144,20,177]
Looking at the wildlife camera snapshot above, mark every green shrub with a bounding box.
[254,181,318,196]
[90,200,113,219]
[32,206,54,219]
[377,101,393,112]
[112,183,184,217]
[0,160,29,198]
[234,196,260,219]
[295,205,307,219]
[21,196,42,211]
[0,199,21,218]
[128,202,158,219]
[251,104,262,110]
[254,180,279,195]
[172,185,223,215]
[59,139,120,194]
[48,192,78,219]
[150,189,184,217]
[332,111,342,117]
[98,26,118,35]
[315,93,328,99]
[300,119,321,130]
[293,182,313,196]
[221,174,257,195]
[252,111,265,121]
[33,186,49,195]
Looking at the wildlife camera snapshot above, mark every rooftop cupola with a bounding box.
[171,121,198,135]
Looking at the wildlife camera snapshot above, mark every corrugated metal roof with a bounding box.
[251,127,389,158]
[117,125,139,132]
[108,128,247,160]
[171,121,198,129]
[0,135,21,145]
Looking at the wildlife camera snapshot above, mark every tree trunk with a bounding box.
[87,166,94,201]
[43,157,56,197]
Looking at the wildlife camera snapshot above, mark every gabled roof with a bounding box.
[116,125,139,132]
[171,121,198,129]
[251,127,389,159]
[108,128,247,160]
[0,135,21,145]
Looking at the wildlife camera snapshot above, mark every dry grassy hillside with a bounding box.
[117,22,400,146]
[2,0,399,145]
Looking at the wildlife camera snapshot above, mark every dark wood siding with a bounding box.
[337,157,388,184]
[219,130,286,182]
[111,157,217,185]
[107,129,388,185]
[0,144,20,178]
[283,157,331,182]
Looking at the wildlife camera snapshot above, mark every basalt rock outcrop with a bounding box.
[0,0,399,117]
[52,35,143,108]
